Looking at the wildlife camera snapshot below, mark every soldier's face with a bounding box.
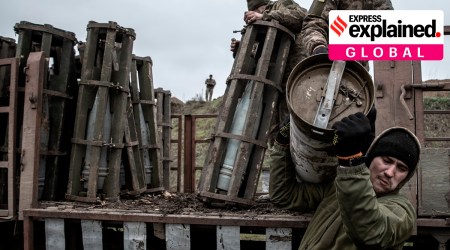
[368,156,409,195]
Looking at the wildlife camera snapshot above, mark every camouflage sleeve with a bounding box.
[300,0,393,56]
[262,0,307,34]
[300,0,338,56]
[374,0,394,10]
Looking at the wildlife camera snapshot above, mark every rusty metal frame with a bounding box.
[183,114,217,193]
[18,52,46,220]
[0,57,19,219]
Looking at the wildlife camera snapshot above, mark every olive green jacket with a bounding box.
[268,143,415,249]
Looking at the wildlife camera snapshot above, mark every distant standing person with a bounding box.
[205,74,216,101]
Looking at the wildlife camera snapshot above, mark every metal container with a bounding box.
[286,54,375,183]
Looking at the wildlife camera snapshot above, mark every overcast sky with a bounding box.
[1,0,449,101]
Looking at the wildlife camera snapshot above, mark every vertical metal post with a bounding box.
[183,115,194,193]
[19,52,46,219]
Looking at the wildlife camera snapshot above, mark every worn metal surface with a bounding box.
[313,60,346,129]
[287,53,374,141]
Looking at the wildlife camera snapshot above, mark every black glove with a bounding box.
[332,112,371,165]
[361,106,377,154]
[276,115,290,145]
[312,45,328,55]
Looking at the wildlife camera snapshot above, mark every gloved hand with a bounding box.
[312,45,328,55]
[332,112,371,163]
[361,106,377,154]
[275,115,290,145]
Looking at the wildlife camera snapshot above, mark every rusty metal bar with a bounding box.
[183,114,217,193]
[424,110,450,115]
[409,80,450,90]
[18,52,46,220]
[23,212,34,250]
[184,115,194,193]
[424,137,450,142]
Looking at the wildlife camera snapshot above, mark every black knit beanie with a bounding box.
[366,127,421,174]
[247,0,270,11]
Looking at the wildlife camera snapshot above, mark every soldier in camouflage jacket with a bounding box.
[299,0,394,69]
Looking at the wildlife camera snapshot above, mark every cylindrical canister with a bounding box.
[286,54,375,183]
